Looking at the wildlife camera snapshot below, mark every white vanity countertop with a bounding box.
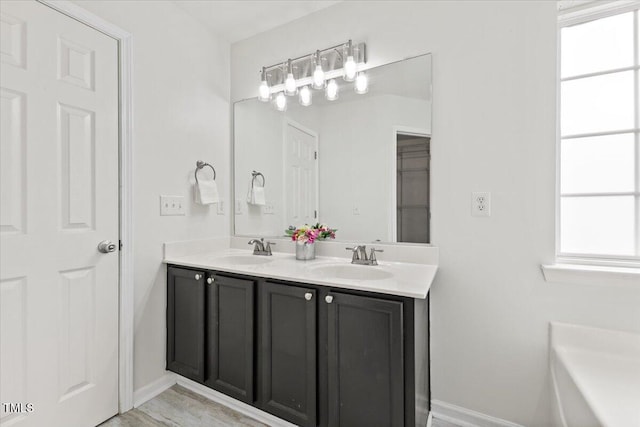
[163,248,437,299]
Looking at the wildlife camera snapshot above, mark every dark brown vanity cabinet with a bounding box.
[167,265,429,427]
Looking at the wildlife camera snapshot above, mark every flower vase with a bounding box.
[295,241,316,260]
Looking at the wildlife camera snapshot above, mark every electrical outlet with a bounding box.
[235,199,244,215]
[472,192,491,217]
[217,200,225,215]
[160,195,185,216]
[353,207,360,216]
[263,203,275,214]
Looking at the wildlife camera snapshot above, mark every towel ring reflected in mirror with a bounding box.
[251,170,265,188]
[195,160,216,184]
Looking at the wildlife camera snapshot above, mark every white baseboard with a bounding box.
[434,418,466,427]
[133,372,177,408]
[431,400,524,427]
[175,376,297,427]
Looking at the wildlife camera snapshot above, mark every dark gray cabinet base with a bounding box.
[167,265,430,427]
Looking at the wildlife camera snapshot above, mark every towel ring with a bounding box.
[251,170,265,188]
[195,160,216,184]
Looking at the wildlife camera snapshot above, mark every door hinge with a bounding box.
[314,151,317,160]
[119,240,123,251]
[314,210,317,219]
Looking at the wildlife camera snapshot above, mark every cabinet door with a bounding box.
[260,281,317,427]
[206,273,255,403]
[327,292,404,427]
[167,266,205,382]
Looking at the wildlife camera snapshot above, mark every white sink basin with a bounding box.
[216,255,273,265]
[311,264,393,281]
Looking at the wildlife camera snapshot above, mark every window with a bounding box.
[559,4,640,265]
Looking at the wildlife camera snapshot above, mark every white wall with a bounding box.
[73,0,230,393]
[231,1,640,425]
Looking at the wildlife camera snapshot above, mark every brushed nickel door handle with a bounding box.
[97,240,116,253]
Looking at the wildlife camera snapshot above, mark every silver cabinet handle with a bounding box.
[97,240,116,253]
[325,295,333,304]
[207,277,214,285]
[305,292,313,301]
[195,274,202,280]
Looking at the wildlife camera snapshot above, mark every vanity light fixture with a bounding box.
[257,39,367,110]
[275,92,287,111]
[343,40,357,82]
[299,85,312,106]
[258,67,270,102]
[354,72,368,94]
[284,59,297,96]
[325,79,339,101]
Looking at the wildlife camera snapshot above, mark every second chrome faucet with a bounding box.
[345,245,383,265]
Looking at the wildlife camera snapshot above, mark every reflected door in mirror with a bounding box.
[285,121,318,227]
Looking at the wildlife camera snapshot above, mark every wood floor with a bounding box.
[100,385,268,427]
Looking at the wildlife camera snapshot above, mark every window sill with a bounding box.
[541,264,640,286]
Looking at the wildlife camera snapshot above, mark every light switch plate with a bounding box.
[160,195,185,216]
[217,200,225,215]
[235,199,244,215]
[472,192,491,217]
[263,203,275,214]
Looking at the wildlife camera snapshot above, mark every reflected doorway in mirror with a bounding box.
[393,129,431,244]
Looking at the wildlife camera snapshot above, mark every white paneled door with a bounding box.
[284,122,318,227]
[0,1,119,426]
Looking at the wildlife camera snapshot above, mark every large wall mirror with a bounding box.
[233,53,432,244]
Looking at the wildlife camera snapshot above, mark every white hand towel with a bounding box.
[246,184,266,206]
[251,187,266,206]
[246,182,253,204]
[195,179,219,205]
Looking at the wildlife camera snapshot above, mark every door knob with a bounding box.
[325,295,333,304]
[97,240,116,253]
[207,277,214,284]
[304,292,313,301]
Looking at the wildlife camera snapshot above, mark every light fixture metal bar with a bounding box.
[261,41,367,90]
[261,40,365,71]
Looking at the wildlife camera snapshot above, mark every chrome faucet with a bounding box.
[248,238,275,256]
[345,245,383,265]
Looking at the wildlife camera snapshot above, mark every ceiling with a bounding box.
[174,1,593,43]
[173,0,342,44]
